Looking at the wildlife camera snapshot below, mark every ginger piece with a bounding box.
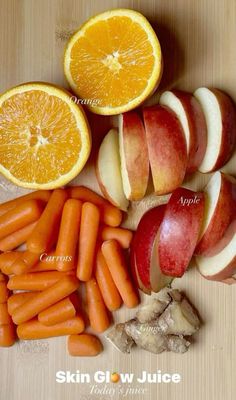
[106,323,134,353]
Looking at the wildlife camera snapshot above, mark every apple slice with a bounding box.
[143,105,188,195]
[119,112,149,201]
[195,172,236,255]
[96,129,129,211]
[196,220,236,282]
[150,228,173,292]
[159,188,205,277]
[159,90,207,173]
[131,205,172,293]
[194,88,236,172]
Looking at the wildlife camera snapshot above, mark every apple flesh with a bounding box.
[196,220,236,282]
[96,129,129,211]
[195,172,236,255]
[159,188,205,277]
[194,87,236,173]
[130,205,172,293]
[159,90,207,173]
[119,112,149,201]
[143,105,188,195]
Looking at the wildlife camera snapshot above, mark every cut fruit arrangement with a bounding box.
[96,87,236,207]
[0,8,236,357]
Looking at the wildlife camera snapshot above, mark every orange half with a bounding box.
[0,83,91,189]
[64,9,162,115]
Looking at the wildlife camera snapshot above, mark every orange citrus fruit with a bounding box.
[0,82,91,189]
[64,9,162,115]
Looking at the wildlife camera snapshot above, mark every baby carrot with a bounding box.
[12,275,79,325]
[27,189,68,253]
[0,190,51,217]
[0,281,9,303]
[7,271,74,291]
[0,251,22,275]
[101,226,133,249]
[95,249,122,311]
[68,186,122,227]
[38,297,76,326]
[55,199,82,271]
[77,202,100,281]
[86,278,110,333]
[0,303,12,325]
[0,323,15,346]
[7,292,37,315]
[11,251,40,275]
[0,221,37,252]
[17,315,84,339]
[101,240,139,308]
[68,334,103,356]
[0,199,44,240]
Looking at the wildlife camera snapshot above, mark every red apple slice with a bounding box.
[194,88,236,173]
[96,129,129,211]
[150,228,173,292]
[196,220,236,282]
[195,172,236,255]
[119,112,149,201]
[130,205,167,292]
[159,188,205,277]
[159,90,207,173]
[143,105,188,195]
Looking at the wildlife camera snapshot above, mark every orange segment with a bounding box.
[64,9,162,115]
[0,83,91,189]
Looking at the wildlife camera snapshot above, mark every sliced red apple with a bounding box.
[96,129,129,211]
[159,188,205,277]
[195,172,236,255]
[119,112,149,201]
[159,90,207,173]
[150,228,173,292]
[194,87,236,173]
[196,220,236,282]
[143,105,188,195]
[130,205,173,293]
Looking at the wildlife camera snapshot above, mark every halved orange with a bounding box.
[0,82,91,189]
[64,9,162,115]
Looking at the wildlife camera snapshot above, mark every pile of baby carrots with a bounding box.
[0,187,138,356]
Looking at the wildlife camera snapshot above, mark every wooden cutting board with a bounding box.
[0,1,236,399]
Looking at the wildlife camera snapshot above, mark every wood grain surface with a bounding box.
[0,1,236,400]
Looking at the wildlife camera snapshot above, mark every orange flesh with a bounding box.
[69,16,156,108]
[0,90,82,184]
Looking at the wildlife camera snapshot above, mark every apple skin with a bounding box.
[130,205,166,291]
[143,105,188,195]
[119,112,149,201]
[160,90,207,173]
[194,88,236,172]
[196,220,236,282]
[195,172,236,256]
[95,129,129,212]
[158,188,205,277]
